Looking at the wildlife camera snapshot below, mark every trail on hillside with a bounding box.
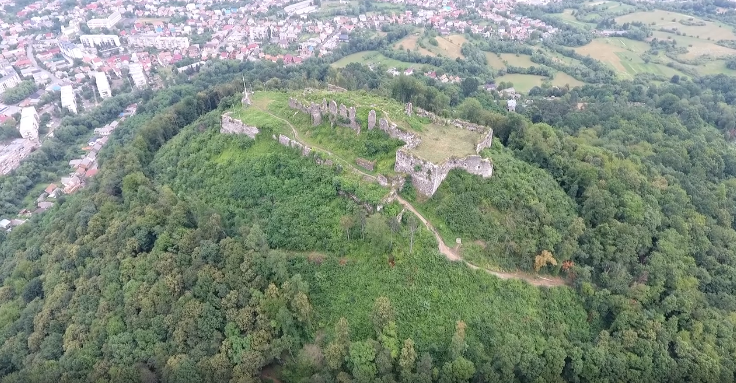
[393,196,567,288]
[253,103,567,288]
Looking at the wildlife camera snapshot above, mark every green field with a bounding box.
[411,123,483,163]
[576,37,686,79]
[552,72,585,88]
[485,52,507,70]
[495,74,547,93]
[332,51,417,69]
[616,10,736,41]
[500,53,537,68]
[650,31,736,59]
[557,9,596,28]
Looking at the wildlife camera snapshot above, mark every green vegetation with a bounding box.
[1,80,37,104]
[332,51,416,69]
[494,73,546,93]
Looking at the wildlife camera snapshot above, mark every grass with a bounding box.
[410,123,484,163]
[556,9,596,28]
[331,51,417,69]
[650,31,736,59]
[575,38,686,79]
[552,72,585,88]
[485,52,507,70]
[495,74,547,93]
[434,34,466,59]
[500,53,537,68]
[394,33,437,57]
[616,10,736,41]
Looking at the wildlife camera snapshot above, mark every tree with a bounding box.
[371,296,395,335]
[399,339,417,382]
[366,214,390,254]
[533,250,557,272]
[460,77,480,97]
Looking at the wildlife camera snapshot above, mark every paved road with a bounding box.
[26,45,63,86]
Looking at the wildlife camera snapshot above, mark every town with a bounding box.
[0,0,557,231]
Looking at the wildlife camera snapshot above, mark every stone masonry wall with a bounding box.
[221,113,259,139]
[476,129,493,154]
[395,149,493,196]
[278,134,311,156]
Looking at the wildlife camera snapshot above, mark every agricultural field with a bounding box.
[393,33,437,56]
[331,51,416,69]
[650,31,736,59]
[584,1,636,12]
[495,74,547,93]
[500,53,537,68]
[485,52,507,70]
[555,9,596,28]
[616,10,736,41]
[420,34,467,59]
[551,72,586,88]
[576,38,685,79]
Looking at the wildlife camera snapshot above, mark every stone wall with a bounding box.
[289,97,359,133]
[476,129,493,154]
[355,157,375,171]
[220,113,259,139]
[376,118,421,149]
[278,134,311,156]
[394,149,493,197]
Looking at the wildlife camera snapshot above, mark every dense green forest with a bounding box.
[4,36,736,381]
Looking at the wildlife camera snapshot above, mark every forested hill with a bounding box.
[2,58,736,383]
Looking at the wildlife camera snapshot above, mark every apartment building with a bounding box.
[80,34,121,48]
[19,107,39,141]
[94,72,112,99]
[87,12,122,30]
[128,63,146,88]
[126,35,190,50]
[0,66,21,94]
[60,85,77,114]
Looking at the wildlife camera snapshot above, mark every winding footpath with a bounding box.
[256,105,567,288]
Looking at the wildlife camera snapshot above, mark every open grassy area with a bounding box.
[434,34,467,59]
[394,33,437,56]
[552,72,586,88]
[650,31,736,59]
[500,53,537,68]
[331,51,416,69]
[410,123,484,163]
[616,10,736,40]
[495,74,547,93]
[556,9,596,28]
[585,1,636,12]
[485,52,507,70]
[576,37,686,79]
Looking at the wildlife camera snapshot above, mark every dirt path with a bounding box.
[394,196,567,288]
[253,103,566,288]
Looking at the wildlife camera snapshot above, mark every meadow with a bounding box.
[410,123,484,163]
[331,51,416,69]
[576,38,685,79]
[650,31,736,59]
[393,33,437,56]
[500,53,537,68]
[551,72,586,88]
[616,10,736,41]
[485,52,507,70]
[494,74,547,93]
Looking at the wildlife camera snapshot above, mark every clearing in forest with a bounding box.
[410,123,482,163]
[500,53,537,68]
[650,31,736,59]
[331,51,415,69]
[393,34,437,56]
[494,74,546,93]
[434,34,466,59]
[551,72,585,88]
[485,52,507,70]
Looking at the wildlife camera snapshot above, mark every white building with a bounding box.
[0,66,21,94]
[94,72,112,99]
[80,34,121,48]
[128,63,147,88]
[284,0,316,16]
[60,85,77,114]
[58,41,84,60]
[126,35,190,50]
[87,12,122,30]
[19,107,39,141]
[61,20,80,37]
